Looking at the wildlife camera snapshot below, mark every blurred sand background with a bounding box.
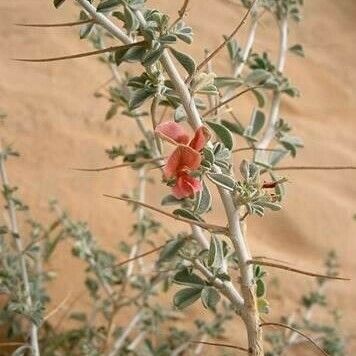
[1,0,355,354]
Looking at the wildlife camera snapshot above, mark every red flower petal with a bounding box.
[189,126,211,151]
[164,145,201,178]
[155,121,190,145]
[172,172,202,199]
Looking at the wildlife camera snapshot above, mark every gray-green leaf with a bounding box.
[173,268,205,288]
[207,235,225,270]
[244,109,265,138]
[194,181,212,215]
[173,287,202,310]
[201,287,220,310]
[206,172,236,191]
[159,238,186,263]
[206,121,234,150]
[169,47,196,77]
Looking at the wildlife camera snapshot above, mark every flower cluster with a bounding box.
[155,122,210,199]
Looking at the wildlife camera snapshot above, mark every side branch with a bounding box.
[115,245,165,267]
[15,19,93,27]
[170,0,190,29]
[13,41,145,63]
[193,0,257,77]
[72,157,163,172]
[272,165,356,171]
[202,85,260,118]
[260,322,328,356]
[190,340,249,353]
[103,194,228,234]
[247,259,350,281]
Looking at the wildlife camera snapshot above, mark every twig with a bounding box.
[190,340,249,353]
[115,245,164,268]
[193,260,244,308]
[43,292,72,322]
[232,147,284,153]
[170,0,190,29]
[72,157,164,172]
[13,41,145,63]
[261,322,329,356]
[71,148,299,173]
[0,342,25,347]
[194,334,208,354]
[15,19,93,27]
[192,0,258,78]
[126,167,146,277]
[103,194,228,234]
[247,259,350,281]
[272,165,356,171]
[202,86,260,117]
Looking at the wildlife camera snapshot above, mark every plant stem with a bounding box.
[127,331,146,351]
[234,14,259,77]
[256,16,288,159]
[107,310,143,356]
[74,2,262,352]
[218,189,263,355]
[0,152,40,356]
[126,167,146,277]
[194,259,244,308]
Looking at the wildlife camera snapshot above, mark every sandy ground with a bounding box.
[1,0,355,354]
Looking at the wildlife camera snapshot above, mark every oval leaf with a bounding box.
[173,268,205,288]
[174,287,202,310]
[201,287,221,310]
[206,121,233,150]
[169,47,196,77]
[206,172,236,191]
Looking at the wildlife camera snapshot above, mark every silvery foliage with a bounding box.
[0,0,346,354]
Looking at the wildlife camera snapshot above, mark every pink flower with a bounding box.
[172,172,203,199]
[155,122,210,198]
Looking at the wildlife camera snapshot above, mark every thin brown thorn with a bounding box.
[72,157,164,172]
[43,292,72,322]
[189,0,257,81]
[232,146,284,153]
[190,340,248,353]
[261,322,329,356]
[0,342,25,347]
[15,19,93,28]
[202,86,260,118]
[13,41,145,63]
[247,259,350,281]
[115,245,164,268]
[103,194,228,234]
[252,255,292,265]
[272,165,356,171]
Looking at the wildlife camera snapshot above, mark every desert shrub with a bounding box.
[0,0,351,355]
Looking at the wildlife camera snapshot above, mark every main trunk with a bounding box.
[241,285,264,356]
